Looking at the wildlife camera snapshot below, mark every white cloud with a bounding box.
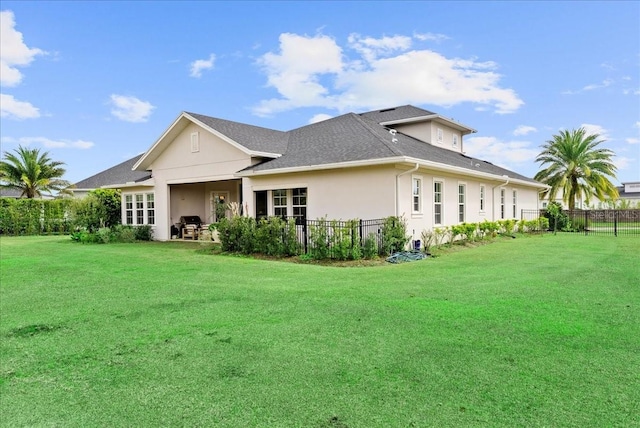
[413,32,450,43]
[1,136,93,149]
[109,94,154,123]
[464,136,539,169]
[614,156,633,171]
[189,53,216,78]
[580,123,609,140]
[625,138,639,144]
[513,125,537,136]
[253,32,523,117]
[635,121,640,130]
[0,10,45,87]
[308,113,333,124]
[0,93,40,119]
[562,79,614,95]
[348,33,412,62]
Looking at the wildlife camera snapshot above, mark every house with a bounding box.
[616,182,640,207]
[72,154,151,198]
[116,105,547,241]
[0,188,54,199]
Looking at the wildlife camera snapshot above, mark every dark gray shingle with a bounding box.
[74,154,150,189]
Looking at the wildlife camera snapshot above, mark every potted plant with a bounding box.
[208,222,220,242]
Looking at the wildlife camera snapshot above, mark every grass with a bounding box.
[1,234,639,427]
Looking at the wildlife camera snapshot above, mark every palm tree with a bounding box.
[534,128,618,210]
[0,146,72,198]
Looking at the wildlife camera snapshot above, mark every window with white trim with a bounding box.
[437,128,444,144]
[273,189,287,218]
[412,177,422,213]
[458,184,466,223]
[434,180,443,224]
[125,195,133,225]
[147,193,155,225]
[480,185,486,212]
[500,188,505,219]
[452,134,458,148]
[190,132,200,153]
[292,188,307,222]
[512,190,518,218]
[124,193,155,225]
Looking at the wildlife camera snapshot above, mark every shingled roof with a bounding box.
[239,109,537,184]
[74,154,151,190]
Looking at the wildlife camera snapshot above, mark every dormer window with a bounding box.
[437,128,444,144]
[452,134,458,148]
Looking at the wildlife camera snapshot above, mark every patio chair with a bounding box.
[182,224,199,240]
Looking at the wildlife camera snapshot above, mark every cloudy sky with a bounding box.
[1,1,638,184]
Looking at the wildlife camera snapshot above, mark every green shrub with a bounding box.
[362,233,378,259]
[462,222,478,242]
[255,217,285,256]
[134,225,153,241]
[217,216,256,254]
[381,216,408,255]
[96,227,111,244]
[309,218,330,260]
[114,225,136,243]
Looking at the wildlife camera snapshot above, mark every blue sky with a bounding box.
[1,1,639,185]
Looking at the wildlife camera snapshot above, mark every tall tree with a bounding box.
[0,146,72,198]
[534,128,618,210]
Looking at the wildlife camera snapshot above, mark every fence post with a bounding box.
[584,210,588,236]
[359,219,363,245]
[303,221,308,253]
[614,210,618,237]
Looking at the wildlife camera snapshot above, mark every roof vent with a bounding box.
[389,128,398,143]
[379,108,396,113]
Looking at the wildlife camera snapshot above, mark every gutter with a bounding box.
[395,163,420,216]
[491,175,510,221]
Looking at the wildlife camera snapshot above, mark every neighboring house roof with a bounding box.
[74,154,151,192]
[0,188,23,198]
[617,182,640,199]
[0,187,54,199]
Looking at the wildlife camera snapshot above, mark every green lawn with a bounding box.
[1,235,639,427]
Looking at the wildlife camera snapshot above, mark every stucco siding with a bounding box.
[152,123,253,183]
[244,165,397,221]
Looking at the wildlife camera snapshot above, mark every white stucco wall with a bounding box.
[395,122,463,153]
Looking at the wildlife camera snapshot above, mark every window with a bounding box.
[146,193,155,225]
[500,189,505,219]
[265,188,308,221]
[512,190,517,218]
[458,184,466,223]
[273,189,288,218]
[136,194,144,225]
[412,177,422,213]
[437,128,444,144]
[190,132,200,153]
[125,195,133,225]
[452,134,458,148]
[292,188,307,222]
[480,185,486,212]
[434,181,443,224]
[124,193,155,225]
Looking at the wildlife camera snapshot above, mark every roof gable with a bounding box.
[134,112,289,171]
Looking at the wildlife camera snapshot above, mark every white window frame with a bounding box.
[292,188,307,222]
[123,192,155,225]
[267,188,308,221]
[434,179,444,225]
[479,184,486,213]
[458,183,466,223]
[412,176,423,215]
[512,190,518,219]
[190,132,200,153]
[452,134,458,148]
[500,188,506,219]
[273,189,288,218]
[437,128,444,144]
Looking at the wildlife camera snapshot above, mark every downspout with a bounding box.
[395,163,420,216]
[491,175,509,221]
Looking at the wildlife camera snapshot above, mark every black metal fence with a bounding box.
[521,209,640,236]
[294,218,387,255]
